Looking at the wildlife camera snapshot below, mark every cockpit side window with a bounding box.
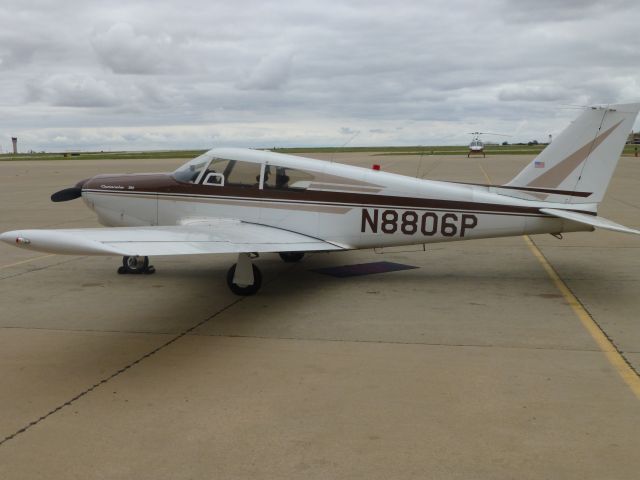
[225,160,262,187]
[263,165,315,190]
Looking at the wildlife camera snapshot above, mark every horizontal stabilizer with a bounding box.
[540,208,640,235]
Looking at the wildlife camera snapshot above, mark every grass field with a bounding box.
[1,144,639,161]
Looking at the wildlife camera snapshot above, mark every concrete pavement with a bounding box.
[1,153,639,479]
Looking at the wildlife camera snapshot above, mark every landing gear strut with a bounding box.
[226,253,262,295]
[118,256,155,275]
[279,251,305,263]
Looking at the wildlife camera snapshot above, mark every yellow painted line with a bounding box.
[477,162,492,184]
[524,235,640,399]
[0,254,56,270]
[479,164,640,399]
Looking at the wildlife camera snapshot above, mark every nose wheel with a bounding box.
[118,256,155,274]
[227,253,262,295]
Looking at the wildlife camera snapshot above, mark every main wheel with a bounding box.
[121,255,149,274]
[279,251,305,263]
[226,264,262,295]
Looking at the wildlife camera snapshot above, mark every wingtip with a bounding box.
[0,230,33,248]
[0,231,17,244]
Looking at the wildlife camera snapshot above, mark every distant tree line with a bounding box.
[501,140,542,146]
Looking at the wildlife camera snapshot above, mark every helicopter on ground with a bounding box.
[467,132,510,157]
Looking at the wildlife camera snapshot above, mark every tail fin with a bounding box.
[503,103,640,204]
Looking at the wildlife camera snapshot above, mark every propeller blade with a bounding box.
[51,187,82,202]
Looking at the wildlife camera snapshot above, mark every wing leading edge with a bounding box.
[0,221,346,256]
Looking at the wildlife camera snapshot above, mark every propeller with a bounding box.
[51,178,90,202]
[51,187,82,202]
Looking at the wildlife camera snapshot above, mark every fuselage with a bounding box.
[81,148,592,250]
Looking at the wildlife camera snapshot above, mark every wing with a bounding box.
[0,220,346,256]
[540,208,640,235]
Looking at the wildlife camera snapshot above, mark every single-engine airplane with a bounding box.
[2,104,640,295]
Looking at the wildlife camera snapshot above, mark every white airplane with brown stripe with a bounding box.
[2,103,639,295]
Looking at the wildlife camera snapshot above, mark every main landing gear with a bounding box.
[115,251,306,296]
[226,251,305,295]
[278,251,305,263]
[226,253,262,296]
[117,256,155,275]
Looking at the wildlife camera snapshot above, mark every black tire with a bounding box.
[122,255,149,274]
[226,264,262,296]
[279,251,305,263]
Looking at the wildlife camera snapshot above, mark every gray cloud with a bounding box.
[498,0,636,23]
[26,74,121,107]
[498,84,568,102]
[0,0,639,152]
[92,23,191,75]
[237,50,293,90]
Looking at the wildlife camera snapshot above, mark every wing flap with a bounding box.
[0,222,345,256]
[540,208,640,235]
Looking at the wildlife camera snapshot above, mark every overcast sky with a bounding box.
[1,0,639,152]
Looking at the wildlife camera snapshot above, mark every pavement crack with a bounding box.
[0,325,178,336]
[0,259,298,448]
[0,257,86,281]
[527,236,640,383]
[608,195,640,211]
[0,296,244,448]
[189,331,603,353]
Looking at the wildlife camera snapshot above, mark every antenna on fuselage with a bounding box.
[415,145,426,178]
[558,104,591,110]
[330,131,360,164]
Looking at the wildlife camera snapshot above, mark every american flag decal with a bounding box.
[534,161,545,168]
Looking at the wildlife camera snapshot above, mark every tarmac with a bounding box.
[0,152,639,479]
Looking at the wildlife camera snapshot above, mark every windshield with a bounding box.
[172,153,212,183]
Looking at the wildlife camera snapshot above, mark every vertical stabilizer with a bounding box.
[504,103,640,204]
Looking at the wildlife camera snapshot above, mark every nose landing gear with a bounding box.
[118,256,155,275]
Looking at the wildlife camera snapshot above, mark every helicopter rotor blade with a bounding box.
[467,132,511,137]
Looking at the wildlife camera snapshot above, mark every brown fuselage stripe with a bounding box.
[443,180,593,198]
[85,189,571,219]
[84,174,594,217]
